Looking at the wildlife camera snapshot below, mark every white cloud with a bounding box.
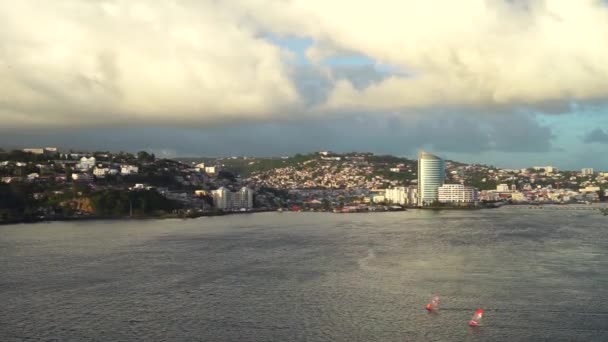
[0,1,301,127]
[234,0,608,112]
[1,0,608,128]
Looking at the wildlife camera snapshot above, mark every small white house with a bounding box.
[93,167,108,178]
[77,157,96,170]
[121,165,139,175]
[204,166,218,175]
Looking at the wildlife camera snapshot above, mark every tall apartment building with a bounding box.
[581,168,594,176]
[385,186,418,206]
[438,184,479,203]
[418,151,445,205]
[211,187,254,210]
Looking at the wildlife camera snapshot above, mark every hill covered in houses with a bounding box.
[1,148,607,224]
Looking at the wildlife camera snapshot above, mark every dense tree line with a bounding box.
[0,150,51,163]
[90,189,182,217]
[0,183,43,222]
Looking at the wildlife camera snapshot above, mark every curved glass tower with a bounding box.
[418,151,445,205]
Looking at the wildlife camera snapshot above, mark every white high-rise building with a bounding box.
[385,187,407,205]
[211,186,254,210]
[438,184,479,203]
[233,187,254,209]
[581,168,594,176]
[418,151,445,205]
[385,186,418,206]
[407,186,418,206]
[211,187,230,209]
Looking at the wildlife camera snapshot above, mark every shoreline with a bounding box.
[3,203,606,225]
[0,209,274,226]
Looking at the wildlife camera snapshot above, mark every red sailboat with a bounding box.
[425,296,440,311]
[468,308,483,326]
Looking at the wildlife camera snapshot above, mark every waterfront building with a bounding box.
[211,187,229,209]
[511,191,526,202]
[372,194,386,203]
[233,187,254,209]
[407,185,418,206]
[211,186,254,210]
[417,151,445,205]
[438,184,479,203]
[385,187,407,205]
[385,186,418,205]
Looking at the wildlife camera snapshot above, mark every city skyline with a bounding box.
[1,1,607,169]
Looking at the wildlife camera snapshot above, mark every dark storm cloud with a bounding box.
[0,112,554,158]
[583,128,608,144]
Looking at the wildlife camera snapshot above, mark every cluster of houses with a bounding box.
[246,153,414,190]
[481,184,606,203]
[1,148,261,213]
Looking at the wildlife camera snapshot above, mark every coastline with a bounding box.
[0,209,273,226]
[3,203,605,226]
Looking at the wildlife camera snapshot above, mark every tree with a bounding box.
[65,166,73,180]
[72,183,91,197]
[90,189,181,217]
[322,199,332,211]
[137,151,155,163]
[598,189,606,202]
[217,170,236,182]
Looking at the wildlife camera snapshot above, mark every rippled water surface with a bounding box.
[1,208,608,341]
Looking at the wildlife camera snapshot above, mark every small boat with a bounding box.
[468,308,483,327]
[426,296,439,311]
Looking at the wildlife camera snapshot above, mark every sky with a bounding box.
[1,0,608,170]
